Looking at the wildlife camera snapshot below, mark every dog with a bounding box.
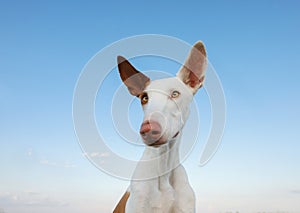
[113,41,207,213]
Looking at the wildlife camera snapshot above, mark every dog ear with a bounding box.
[177,41,207,94]
[117,56,150,96]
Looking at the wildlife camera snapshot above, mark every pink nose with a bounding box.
[139,121,162,144]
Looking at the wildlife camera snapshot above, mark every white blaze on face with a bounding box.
[142,77,193,142]
[117,41,207,146]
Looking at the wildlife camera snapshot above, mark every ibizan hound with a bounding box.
[113,41,207,213]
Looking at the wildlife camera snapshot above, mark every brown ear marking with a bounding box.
[177,41,207,93]
[117,56,150,96]
[192,41,206,57]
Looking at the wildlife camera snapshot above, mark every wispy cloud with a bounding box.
[0,191,68,207]
[27,148,33,157]
[23,191,40,196]
[90,152,109,158]
[87,152,110,158]
[39,159,76,168]
[26,148,76,169]
[81,152,110,165]
[290,189,300,194]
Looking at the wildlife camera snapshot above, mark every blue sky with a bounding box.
[1,0,300,212]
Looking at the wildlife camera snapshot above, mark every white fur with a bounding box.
[125,77,196,213]
[118,41,207,213]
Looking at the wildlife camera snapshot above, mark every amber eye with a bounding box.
[140,93,148,105]
[171,90,180,98]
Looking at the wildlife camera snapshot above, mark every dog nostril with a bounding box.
[151,130,160,135]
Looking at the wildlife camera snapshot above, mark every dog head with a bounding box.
[117,41,207,147]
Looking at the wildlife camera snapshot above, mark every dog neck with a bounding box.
[132,134,182,189]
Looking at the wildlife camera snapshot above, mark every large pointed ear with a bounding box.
[176,41,207,94]
[117,56,150,96]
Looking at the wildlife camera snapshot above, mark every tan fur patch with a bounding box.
[113,191,130,213]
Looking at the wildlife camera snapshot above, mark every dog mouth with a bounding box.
[147,131,180,147]
[148,140,166,147]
